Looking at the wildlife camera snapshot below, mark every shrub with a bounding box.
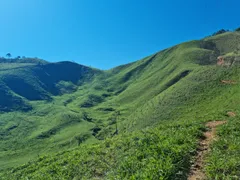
[212,29,229,36]
[235,27,240,32]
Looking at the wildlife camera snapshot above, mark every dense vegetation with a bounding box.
[0,31,240,179]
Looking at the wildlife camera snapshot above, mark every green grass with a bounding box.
[205,116,240,180]
[0,31,240,179]
[1,119,204,180]
[204,69,240,179]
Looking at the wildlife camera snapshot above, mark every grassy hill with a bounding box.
[0,30,240,179]
[0,60,100,111]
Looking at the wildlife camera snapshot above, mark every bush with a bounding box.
[235,27,240,32]
[212,29,229,36]
[80,94,104,108]
[74,132,91,146]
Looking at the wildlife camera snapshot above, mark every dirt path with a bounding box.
[188,120,226,180]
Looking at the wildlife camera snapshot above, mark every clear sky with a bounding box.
[0,0,239,69]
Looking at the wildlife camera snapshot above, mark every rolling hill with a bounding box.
[0,30,240,179]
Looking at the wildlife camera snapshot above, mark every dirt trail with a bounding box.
[188,120,226,180]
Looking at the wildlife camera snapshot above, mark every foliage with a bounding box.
[212,29,229,36]
[6,53,11,58]
[0,57,47,64]
[235,27,240,32]
[1,120,203,180]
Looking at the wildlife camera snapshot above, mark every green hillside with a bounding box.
[0,60,100,111]
[0,31,240,179]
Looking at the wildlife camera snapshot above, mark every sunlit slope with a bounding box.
[95,31,240,131]
[0,31,239,179]
[2,66,239,179]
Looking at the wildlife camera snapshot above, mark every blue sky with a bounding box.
[0,0,239,69]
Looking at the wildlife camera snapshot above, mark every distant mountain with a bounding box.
[0,30,240,179]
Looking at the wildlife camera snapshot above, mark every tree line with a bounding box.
[211,27,240,37]
[4,53,25,59]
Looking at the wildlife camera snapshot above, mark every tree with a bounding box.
[16,56,21,59]
[6,53,11,58]
[74,133,90,146]
[112,111,120,136]
[235,27,240,32]
[212,29,229,36]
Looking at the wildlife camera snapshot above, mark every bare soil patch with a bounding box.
[221,80,237,84]
[227,112,236,117]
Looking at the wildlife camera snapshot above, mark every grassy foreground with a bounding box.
[1,65,239,179]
